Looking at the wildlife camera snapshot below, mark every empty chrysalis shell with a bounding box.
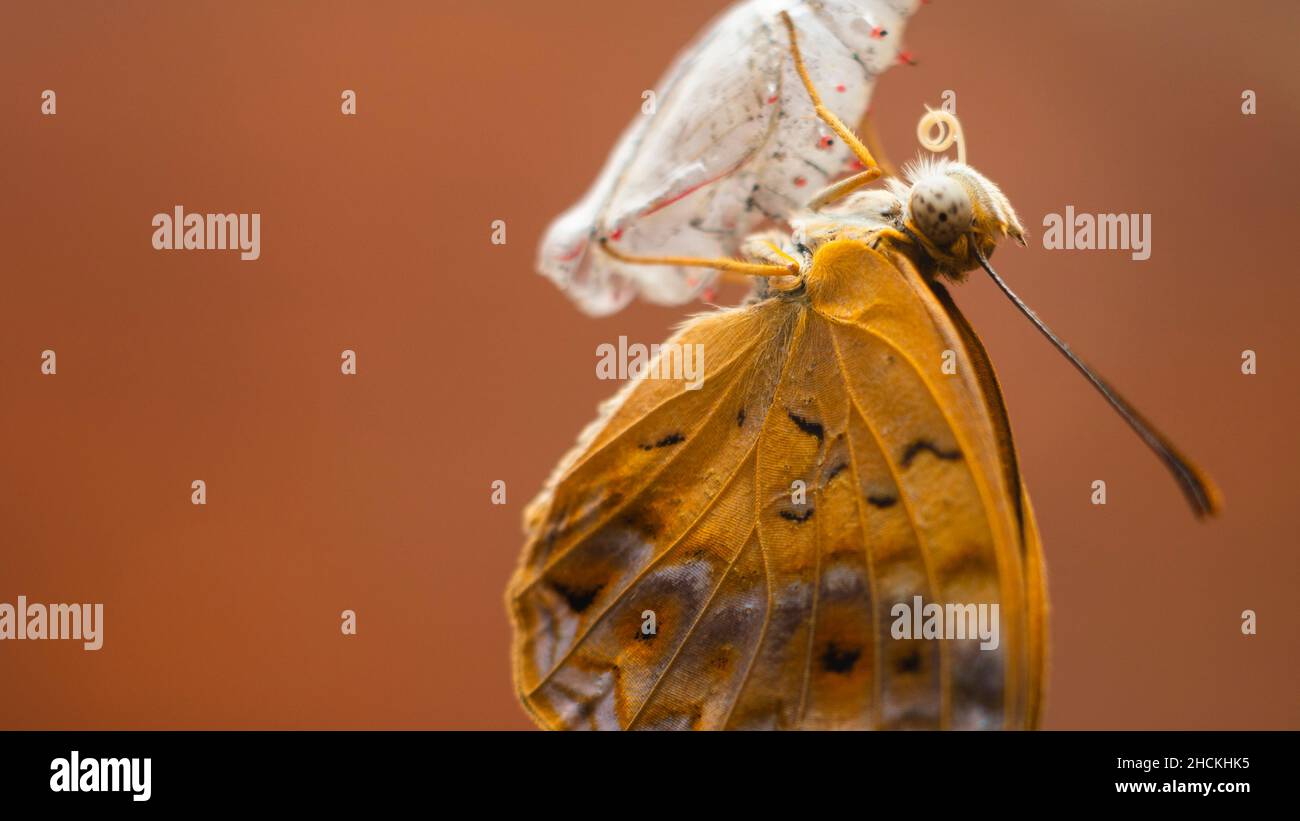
[537,0,922,316]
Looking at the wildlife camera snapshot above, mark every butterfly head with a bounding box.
[889,157,1026,279]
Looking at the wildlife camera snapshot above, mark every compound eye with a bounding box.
[909,176,972,247]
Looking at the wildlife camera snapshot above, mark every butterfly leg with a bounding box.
[598,238,799,279]
[806,170,884,211]
[739,231,801,269]
[858,109,899,180]
[780,11,882,210]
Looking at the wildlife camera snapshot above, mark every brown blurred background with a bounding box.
[0,0,1296,729]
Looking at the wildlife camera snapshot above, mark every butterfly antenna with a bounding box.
[917,107,966,165]
[974,246,1221,518]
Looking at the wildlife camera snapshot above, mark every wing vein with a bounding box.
[625,521,760,729]
[721,310,809,729]
[828,309,1023,727]
[525,440,763,699]
[840,395,883,727]
[523,333,761,589]
[826,321,949,728]
[795,386,833,725]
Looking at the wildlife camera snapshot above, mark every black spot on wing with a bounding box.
[867,494,898,508]
[737,408,746,427]
[619,507,659,539]
[821,642,862,674]
[895,648,922,674]
[640,432,685,451]
[787,411,824,441]
[549,581,603,614]
[779,508,814,523]
[826,462,848,482]
[900,439,962,468]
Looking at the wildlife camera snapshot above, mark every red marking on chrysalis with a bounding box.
[701,287,717,302]
[817,136,834,150]
[794,176,808,188]
[767,94,779,104]
[642,156,753,218]
[870,26,888,39]
[610,228,624,241]
[850,158,865,170]
[835,84,847,93]
[897,51,917,66]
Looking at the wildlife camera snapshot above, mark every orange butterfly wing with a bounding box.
[508,238,1044,730]
[931,275,1049,728]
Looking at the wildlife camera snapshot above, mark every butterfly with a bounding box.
[508,10,1220,730]
[538,0,922,316]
